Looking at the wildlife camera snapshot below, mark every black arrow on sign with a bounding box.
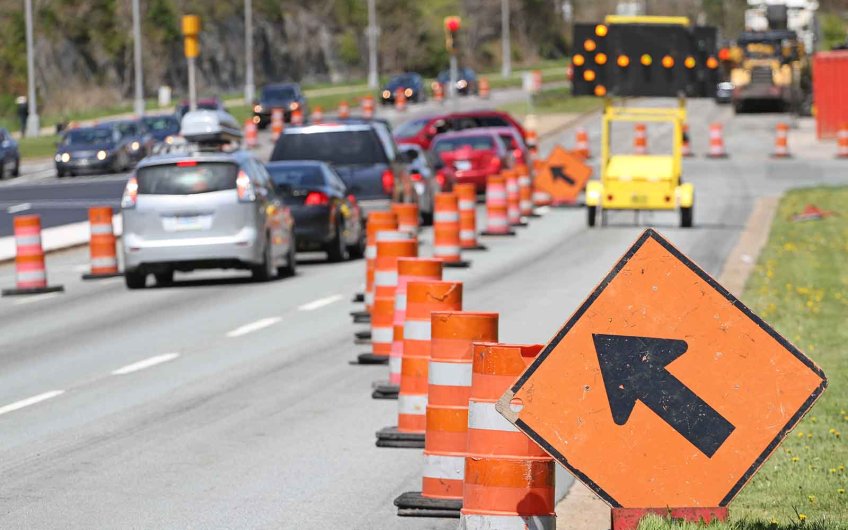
[550,166,575,185]
[593,333,735,458]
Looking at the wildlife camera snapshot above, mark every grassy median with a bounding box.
[638,186,848,529]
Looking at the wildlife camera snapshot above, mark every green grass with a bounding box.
[497,86,602,118]
[18,134,60,160]
[638,186,848,530]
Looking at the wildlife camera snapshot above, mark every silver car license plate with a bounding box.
[454,160,472,171]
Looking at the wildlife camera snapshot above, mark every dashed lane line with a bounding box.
[298,294,343,311]
[0,390,65,417]
[225,317,282,338]
[111,353,180,376]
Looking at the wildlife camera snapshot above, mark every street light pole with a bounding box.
[132,0,145,116]
[244,0,255,104]
[366,0,379,89]
[24,0,40,137]
[501,0,511,78]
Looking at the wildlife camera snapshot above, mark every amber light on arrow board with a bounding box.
[583,70,596,82]
[617,55,630,68]
[584,39,597,52]
[706,57,719,69]
[662,55,675,69]
[595,24,608,37]
[573,54,585,67]
[684,56,696,69]
[595,53,608,65]
[640,54,652,66]
[594,85,607,96]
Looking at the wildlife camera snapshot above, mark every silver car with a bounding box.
[397,142,439,225]
[120,149,296,289]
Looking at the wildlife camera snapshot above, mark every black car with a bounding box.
[269,122,415,218]
[436,67,478,96]
[0,128,20,179]
[55,127,130,177]
[381,73,427,104]
[253,83,308,128]
[142,114,181,143]
[97,119,154,166]
[265,160,365,262]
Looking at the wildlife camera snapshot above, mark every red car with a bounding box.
[394,110,527,150]
[486,126,531,168]
[430,129,513,193]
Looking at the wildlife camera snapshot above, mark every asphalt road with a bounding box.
[0,86,536,237]
[0,99,846,529]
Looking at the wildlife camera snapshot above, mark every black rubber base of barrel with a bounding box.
[527,212,542,218]
[707,153,729,159]
[351,312,371,324]
[355,353,389,365]
[372,381,400,400]
[355,330,372,340]
[81,272,123,280]
[461,244,488,251]
[511,221,529,227]
[351,292,365,303]
[771,154,792,159]
[2,285,64,297]
[480,230,516,236]
[442,260,471,269]
[394,491,462,518]
[376,426,425,448]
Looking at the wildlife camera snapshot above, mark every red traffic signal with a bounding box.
[444,16,461,32]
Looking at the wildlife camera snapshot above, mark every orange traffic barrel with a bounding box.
[391,203,419,237]
[575,127,590,159]
[394,312,499,517]
[633,123,647,155]
[361,212,398,312]
[481,174,515,236]
[459,342,555,529]
[361,95,375,118]
[395,88,408,112]
[270,107,284,142]
[504,169,524,227]
[837,125,848,159]
[311,106,323,124]
[291,108,304,125]
[376,280,462,448]
[682,123,693,157]
[358,237,418,364]
[479,77,490,99]
[2,215,64,296]
[517,165,535,218]
[373,257,444,400]
[434,193,470,268]
[433,82,444,103]
[338,100,350,119]
[707,122,728,158]
[455,183,486,251]
[526,129,538,158]
[532,159,553,208]
[82,206,122,280]
[772,122,791,158]
[244,118,258,149]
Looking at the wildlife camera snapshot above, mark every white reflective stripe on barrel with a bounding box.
[365,245,377,259]
[461,515,556,530]
[458,200,475,210]
[434,245,461,257]
[371,326,393,343]
[15,235,41,247]
[487,217,508,228]
[398,393,427,415]
[389,354,402,375]
[460,230,476,240]
[376,230,408,242]
[374,270,398,286]
[91,257,117,268]
[16,270,46,282]
[434,211,459,222]
[518,176,531,186]
[394,293,407,311]
[423,454,465,480]
[428,361,472,386]
[520,200,533,210]
[487,190,506,201]
[506,182,518,192]
[90,224,114,235]
[404,320,431,341]
[468,400,520,432]
[365,292,374,305]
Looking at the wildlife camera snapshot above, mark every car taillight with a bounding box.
[121,175,138,208]
[236,170,256,202]
[381,169,395,195]
[435,170,446,190]
[512,148,524,164]
[410,172,423,182]
[488,156,502,173]
[304,191,330,205]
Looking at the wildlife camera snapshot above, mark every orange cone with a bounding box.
[2,215,64,296]
[517,165,535,218]
[634,123,647,155]
[357,237,418,364]
[376,280,462,448]
[395,88,408,112]
[837,124,848,159]
[373,257,444,400]
[434,193,470,268]
[504,169,524,227]
[270,107,284,142]
[479,77,490,99]
[707,122,728,158]
[433,82,444,103]
[82,206,121,279]
[391,203,419,237]
[291,108,304,126]
[395,312,499,516]
[459,342,556,529]
[575,127,590,159]
[682,123,693,157]
[361,95,375,119]
[532,159,553,208]
[526,129,539,158]
[311,106,323,124]
[338,100,350,119]
[481,175,515,236]
[244,118,258,149]
[772,122,791,158]
[455,183,486,251]
[353,211,397,323]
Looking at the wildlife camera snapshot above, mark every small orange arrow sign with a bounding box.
[534,145,592,204]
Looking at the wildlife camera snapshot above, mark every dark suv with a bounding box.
[269,122,415,218]
[253,83,308,127]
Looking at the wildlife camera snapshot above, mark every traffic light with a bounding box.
[182,14,201,59]
[571,16,718,98]
[444,16,461,53]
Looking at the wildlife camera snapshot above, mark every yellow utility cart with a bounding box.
[585,98,694,228]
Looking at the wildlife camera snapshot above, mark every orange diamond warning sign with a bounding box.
[534,145,592,204]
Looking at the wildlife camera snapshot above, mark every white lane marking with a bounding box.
[226,317,281,338]
[0,390,65,417]
[111,353,180,375]
[298,294,343,311]
[12,292,61,306]
[6,202,32,214]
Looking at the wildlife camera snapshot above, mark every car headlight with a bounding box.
[130,141,140,151]
[97,150,108,161]
[289,102,299,111]
[253,104,263,113]
[60,152,70,163]
[457,80,468,89]
[165,135,175,144]
[382,90,391,99]
[404,88,413,97]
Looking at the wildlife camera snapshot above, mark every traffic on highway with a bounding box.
[1,4,847,530]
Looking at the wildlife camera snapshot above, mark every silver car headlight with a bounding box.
[97,150,108,161]
[457,80,468,89]
[130,141,140,151]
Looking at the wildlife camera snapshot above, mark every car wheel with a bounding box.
[278,236,297,277]
[587,205,597,227]
[12,157,19,177]
[125,269,147,289]
[680,206,693,228]
[56,169,66,178]
[326,220,349,263]
[154,270,174,286]
[0,160,5,180]
[251,236,276,282]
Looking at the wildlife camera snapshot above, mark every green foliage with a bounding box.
[338,30,361,68]
[821,13,847,50]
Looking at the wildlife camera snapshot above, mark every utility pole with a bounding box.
[244,0,255,104]
[501,0,511,78]
[132,0,145,116]
[24,0,40,137]
[182,15,201,111]
[366,0,379,89]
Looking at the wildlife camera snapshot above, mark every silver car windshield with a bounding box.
[137,161,238,195]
